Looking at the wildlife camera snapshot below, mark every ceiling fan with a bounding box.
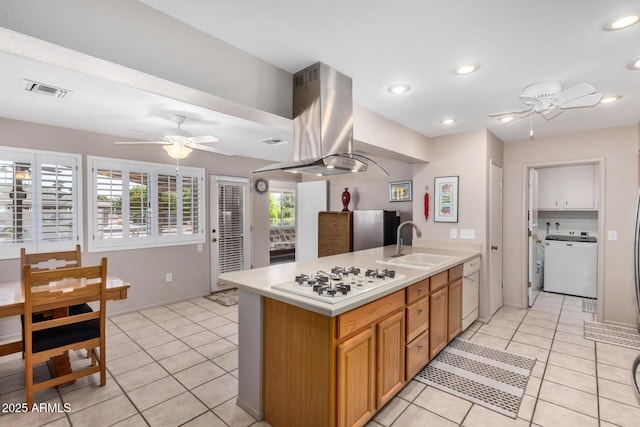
[489,81,603,136]
[114,114,233,160]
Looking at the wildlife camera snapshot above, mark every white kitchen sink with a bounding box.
[377,253,455,269]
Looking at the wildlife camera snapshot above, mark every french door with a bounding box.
[210,176,250,292]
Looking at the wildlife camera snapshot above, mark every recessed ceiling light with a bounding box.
[603,12,640,30]
[498,116,517,123]
[440,118,457,125]
[261,137,288,146]
[600,95,622,103]
[388,84,411,94]
[627,57,640,70]
[455,64,479,75]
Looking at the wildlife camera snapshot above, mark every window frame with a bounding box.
[87,156,205,252]
[0,146,82,259]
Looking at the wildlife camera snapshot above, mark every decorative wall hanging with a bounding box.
[389,181,412,202]
[434,176,459,222]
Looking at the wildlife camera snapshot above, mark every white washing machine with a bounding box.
[543,232,597,298]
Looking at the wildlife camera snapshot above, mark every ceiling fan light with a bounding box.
[604,13,640,30]
[440,118,457,125]
[163,144,192,159]
[498,116,516,123]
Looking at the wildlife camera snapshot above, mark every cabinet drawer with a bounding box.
[406,296,428,342]
[406,278,429,304]
[337,290,404,340]
[448,264,463,281]
[430,271,448,292]
[406,330,429,380]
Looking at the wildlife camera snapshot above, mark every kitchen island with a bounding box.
[219,245,480,427]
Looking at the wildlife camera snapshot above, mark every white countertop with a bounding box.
[218,245,480,317]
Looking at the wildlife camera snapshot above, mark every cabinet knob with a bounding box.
[491,245,498,250]
[418,307,423,313]
[418,287,424,293]
[417,344,423,350]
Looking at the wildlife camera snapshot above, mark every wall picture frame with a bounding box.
[434,176,459,222]
[389,180,412,202]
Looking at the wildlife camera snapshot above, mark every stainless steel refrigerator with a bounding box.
[353,210,400,251]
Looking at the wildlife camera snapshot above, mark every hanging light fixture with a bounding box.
[162,143,192,159]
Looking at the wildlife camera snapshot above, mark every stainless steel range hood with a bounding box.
[254,62,387,178]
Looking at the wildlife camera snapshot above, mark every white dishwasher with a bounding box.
[544,234,597,298]
[462,257,481,331]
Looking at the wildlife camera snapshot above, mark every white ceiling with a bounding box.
[1,0,639,162]
[138,0,640,142]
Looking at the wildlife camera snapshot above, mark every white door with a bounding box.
[210,176,250,292]
[528,168,540,306]
[489,163,503,316]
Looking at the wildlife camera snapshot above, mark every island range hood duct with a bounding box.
[254,62,387,177]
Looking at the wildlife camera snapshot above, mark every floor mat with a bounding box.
[584,320,640,350]
[582,299,597,314]
[205,288,238,307]
[414,338,536,419]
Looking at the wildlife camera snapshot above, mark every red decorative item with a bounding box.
[424,192,429,221]
[341,188,351,212]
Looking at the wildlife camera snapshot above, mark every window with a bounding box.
[88,157,204,251]
[269,190,295,227]
[0,147,81,259]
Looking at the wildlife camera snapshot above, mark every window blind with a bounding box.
[218,181,246,273]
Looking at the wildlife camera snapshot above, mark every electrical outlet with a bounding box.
[166,272,173,282]
[608,230,617,241]
[450,228,457,239]
[197,243,203,252]
[460,229,475,240]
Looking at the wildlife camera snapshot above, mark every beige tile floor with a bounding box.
[0,292,638,426]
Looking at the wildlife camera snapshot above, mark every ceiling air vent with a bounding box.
[24,80,72,99]
[260,137,289,146]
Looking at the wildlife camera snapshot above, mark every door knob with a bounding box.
[491,245,498,250]
[211,238,217,242]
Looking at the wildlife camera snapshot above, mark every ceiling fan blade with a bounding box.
[189,135,221,144]
[554,83,595,103]
[518,95,542,106]
[488,105,533,118]
[113,141,168,145]
[559,93,603,109]
[542,106,562,121]
[129,129,167,140]
[190,143,234,156]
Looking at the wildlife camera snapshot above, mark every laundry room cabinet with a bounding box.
[538,164,596,210]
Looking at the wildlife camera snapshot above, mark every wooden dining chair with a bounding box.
[23,258,108,407]
[19,245,92,357]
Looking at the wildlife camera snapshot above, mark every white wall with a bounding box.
[411,129,503,321]
[503,124,639,326]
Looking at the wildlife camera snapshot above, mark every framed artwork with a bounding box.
[434,176,459,222]
[389,180,412,202]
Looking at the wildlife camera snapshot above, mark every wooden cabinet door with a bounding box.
[377,310,405,407]
[448,278,462,341]
[429,286,448,359]
[337,327,376,427]
[318,211,353,257]
[406,296,428,342]
[406,330,429,380]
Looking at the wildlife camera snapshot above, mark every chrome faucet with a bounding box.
[395,221,422,257]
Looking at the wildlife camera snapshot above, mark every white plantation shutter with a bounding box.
[88,156,204,251]
[218,181,246,273]
[37,155,78,250]
[0,147,81,259]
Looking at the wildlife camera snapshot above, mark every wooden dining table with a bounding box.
[0,276,130,363]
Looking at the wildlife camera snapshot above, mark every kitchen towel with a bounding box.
[415,338,536,419]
